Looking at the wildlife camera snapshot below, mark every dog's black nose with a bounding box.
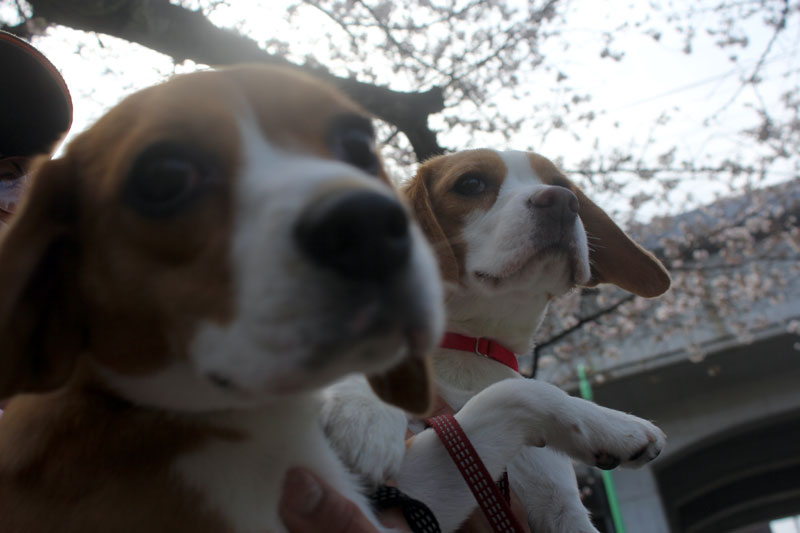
[295,190,410,280]
[528,186,579,226]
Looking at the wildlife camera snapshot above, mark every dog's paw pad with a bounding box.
[628,437,661,462]
[617,424,665,467]
[627,436,662,464]
[594,451,621,470]
[629,447,647,462]
[568,408,666,470]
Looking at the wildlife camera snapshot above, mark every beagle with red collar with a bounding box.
[0,64,443,533]
[324,149,670,532]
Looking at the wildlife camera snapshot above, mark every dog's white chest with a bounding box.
[433,350,520,410]
[172,401,363,533]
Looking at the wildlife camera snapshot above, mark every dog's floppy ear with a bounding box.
[404,165,459,282]
[367,356,434,416]
[567,179,670,297]
[0,156,85,400]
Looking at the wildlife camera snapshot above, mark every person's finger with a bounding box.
[430,394,455,418]
[509,490,532,533]
[280,467,380,533]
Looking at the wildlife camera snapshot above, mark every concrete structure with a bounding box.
[534,179,800,532]
[591,331,800,532]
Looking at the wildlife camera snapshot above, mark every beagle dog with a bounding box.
[0,64,443,533]
[324,149,670,532]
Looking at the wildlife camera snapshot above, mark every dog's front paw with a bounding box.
[564,404,665,470]
[321,376,409,486]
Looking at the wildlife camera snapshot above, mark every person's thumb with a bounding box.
[279,467,380,533]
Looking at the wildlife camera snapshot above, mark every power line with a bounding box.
[608,51,796,112]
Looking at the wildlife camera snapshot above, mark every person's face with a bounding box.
[0,157,34,411]
[0,156,30,227]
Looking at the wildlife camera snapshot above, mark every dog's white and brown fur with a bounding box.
[0,65,444,533]
[324,149,671,532]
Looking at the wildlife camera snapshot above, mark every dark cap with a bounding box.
[0,30,73,158]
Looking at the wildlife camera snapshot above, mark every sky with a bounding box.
[4,0,798,221]
[771,515,800,532]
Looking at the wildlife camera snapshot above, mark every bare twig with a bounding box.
[529,294,636,377]
[711,0,790,118]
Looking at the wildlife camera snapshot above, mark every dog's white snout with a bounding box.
[527,186,579,227]
[294,189,411,281]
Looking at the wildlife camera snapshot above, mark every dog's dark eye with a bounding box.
[124,143,209,217]
[452,172,488,196]
[329,114,380,176]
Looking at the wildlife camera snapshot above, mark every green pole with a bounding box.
[577,364,626,533]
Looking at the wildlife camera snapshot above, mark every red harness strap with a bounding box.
[439,332,519,372]
[427,414,526,533]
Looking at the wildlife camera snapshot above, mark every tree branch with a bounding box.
[23,0,446,160]
[528,294,636,377]
[650,201,800,268]
[669,254,799,272]
[711,0,790,119]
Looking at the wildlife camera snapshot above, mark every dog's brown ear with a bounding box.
[0,156,85,400]
[367,356,435,417]
[567,180,670,298]
[404,166,459,283]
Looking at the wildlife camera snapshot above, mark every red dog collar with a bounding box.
[439,332,519,372]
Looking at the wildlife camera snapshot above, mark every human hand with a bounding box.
[456,490,532,533]
[280,467,410,532]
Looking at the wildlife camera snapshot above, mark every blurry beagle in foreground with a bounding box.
[0,64,443,533]
[324,149,671,532]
